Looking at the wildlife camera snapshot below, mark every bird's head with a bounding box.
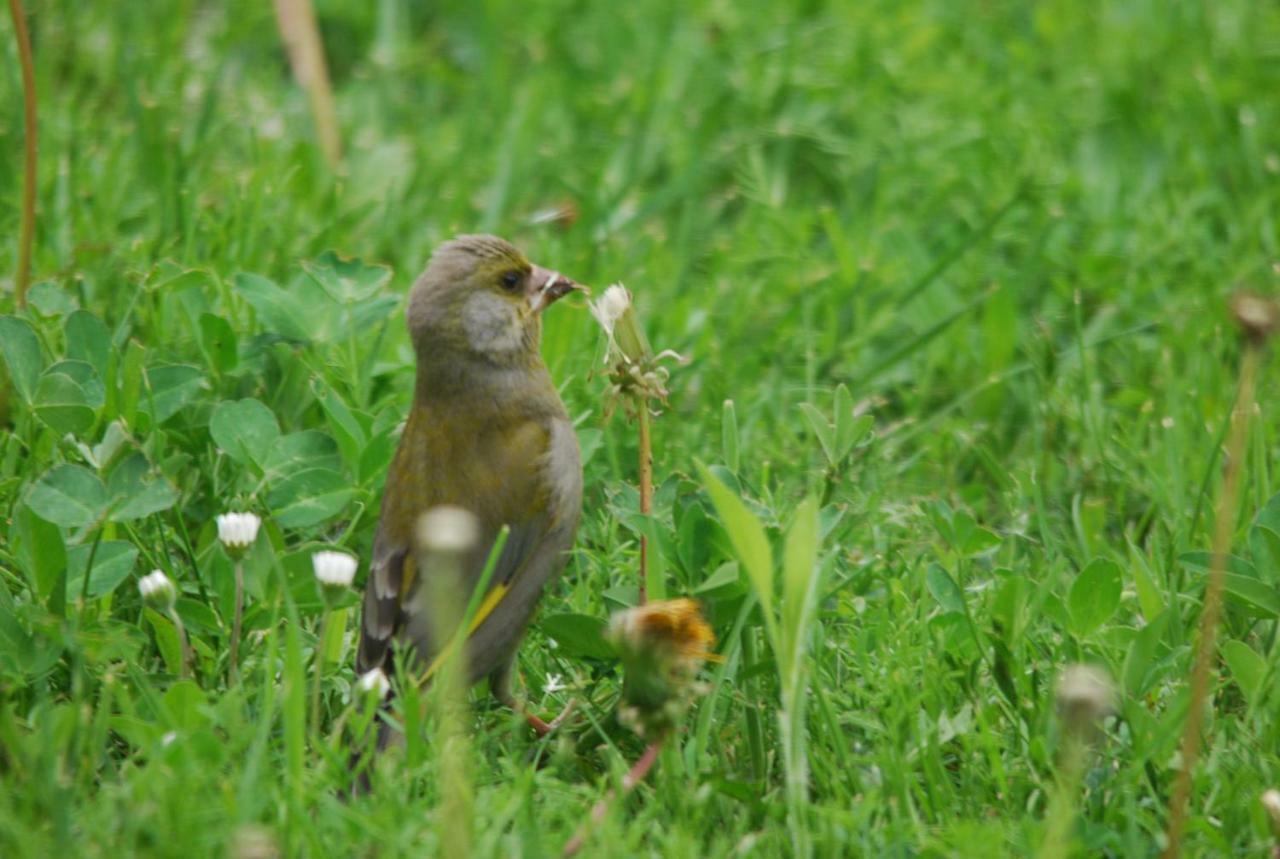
[407,234,582,366]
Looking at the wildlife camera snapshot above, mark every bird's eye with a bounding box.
[500,270,522,291]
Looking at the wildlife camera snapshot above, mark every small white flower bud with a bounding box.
[357,667,391,698]
[216,512,261,556]
[138,570,177,610]
[312,550,357,607]
[312,551,357,588]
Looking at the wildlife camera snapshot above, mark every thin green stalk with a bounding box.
[741,624,767,783]
[78,526,106,605]
[1162,344,1259,858]
[1038,734,1087,859]
[230,560,244,683]
[310,608,331,742]
[167,607,190,679]
[8,0,36,308]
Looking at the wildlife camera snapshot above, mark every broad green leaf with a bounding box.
[698,462,777,649]
[174,598,222,636]
[1123,611,1171,697]
[1179,551,1257,578]
[781,497,820,672]
[1249,524,1280,581]
[143,364,204,423]
[106,453,179,521]
[46,360,105,407]
[267,468,354,528]
[1131,549,1165,622]
[991,572,1024,642]
[540,613,615,660]
[65,310,111,369]
[1221,573,1280,618]
[675,501,713,579]
[348,295,399,332]
[0,315,44,403]
[1221,639,1267,706]
[960,524,1002,556]
[12,505,65,603]
[322,607,349,664]
[210,399,281,468]
[118,340,145,427]
[145,607,184,675]
[162,679,207,731]
[695,561,745,597]
[33,372,95,435]
[93,420,131,472]
[798,403,836,465]
[25,464,109,528]
[67,541,139,599]
[312,380,366,473]
[198,312,238,373]
[926,563,966,614]
[261,430,342,480]
[1255,490,1280,537]
[301,251,393,303]
[1068,558,1122,636]
[235,272,312,341]
[26,281,77,317]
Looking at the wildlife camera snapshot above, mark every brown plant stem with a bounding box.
[563,741,661,857]
[9,0,36,307]
[272,0,342,167]
[1162,344,1259,858]
[637,404,653,605]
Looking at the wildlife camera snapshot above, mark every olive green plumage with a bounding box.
[356,234,583,714]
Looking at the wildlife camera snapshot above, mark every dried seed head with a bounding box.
[1230,291,1279,345]
[608,599,716,739]
[1262,789,1280,839]
[1055,664,1116,738]
[416,506,480,555]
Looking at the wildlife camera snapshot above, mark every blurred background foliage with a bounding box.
[1,0,1279,855]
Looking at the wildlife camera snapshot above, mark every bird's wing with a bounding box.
[356,411,581,682]
[355,536,410,677]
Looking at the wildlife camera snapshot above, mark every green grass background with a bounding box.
[2,0,1280,855]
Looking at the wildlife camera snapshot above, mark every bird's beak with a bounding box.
[528,265,585,314]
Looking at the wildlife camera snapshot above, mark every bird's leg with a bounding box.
[489,664,576,737]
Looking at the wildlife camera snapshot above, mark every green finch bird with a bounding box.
[356,234,583,741]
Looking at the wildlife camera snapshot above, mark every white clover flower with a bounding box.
[312,551,357,588]
[588,284,632,338]
[416,505,479,554]
[216,512,261,553]
[544,673,567,695]
[138,570,176,610]
[357,667,391,698]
